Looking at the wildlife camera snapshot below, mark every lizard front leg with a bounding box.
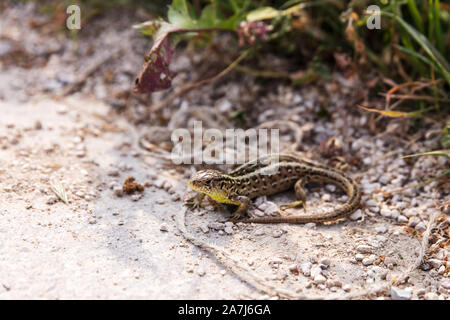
[229,195,251,222]
[185,193,206,210]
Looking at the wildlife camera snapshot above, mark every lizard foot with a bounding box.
[280,200,306,211]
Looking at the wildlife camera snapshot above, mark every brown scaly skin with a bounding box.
[187,154,361,224]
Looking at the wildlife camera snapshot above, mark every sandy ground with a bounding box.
[0,3,448,299]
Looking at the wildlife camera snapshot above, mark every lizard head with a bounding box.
[188,169,236,204]
[188,169,224,193]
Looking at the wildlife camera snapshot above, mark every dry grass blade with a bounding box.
[50,179,69,204]
[358,105,427,118]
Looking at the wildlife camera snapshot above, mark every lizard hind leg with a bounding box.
[280,177,309,210]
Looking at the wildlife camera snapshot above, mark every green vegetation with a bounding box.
[135,1,449,95]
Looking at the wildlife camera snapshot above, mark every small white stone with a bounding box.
[159,223,168,232]
[288,264,298,272]
[380,208,392,218]
[356,245,373,253]
[391,287,412,300]
[437,265,445,275]
[441,280,450,290]
[355,253,364,261]
[343,284,351,292]
[197,268,206,277]
[415,221,426,233]
[208,222,225,230]
[397,215,408,223]
[300,262,312,277]
[254,229,265,236]
[408,216,420,227]
[272,230,283,238]
[224,226,234,235]
[424,292,438,300]
[362,256,375,266]
[365,199,378,207]
[375,226,387,233]
[313,274,326,284]
[349,209,362,221]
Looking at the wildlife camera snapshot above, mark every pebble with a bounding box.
[304,222,316,229]
[415,221,427,233]
[356,245,373,254]
[131,194,143,201]
[208,222,225,230]
[424,292,438,300]
[355,254,364,261]
[107,169,119,177]
[380,208,392,218]
[113,185,123,197]
[391,287,412,300]
[260,201,280,216]
[408,216,420,227]
[437,265,445,275]
[313,274,326,284]
[155,199,165,205]
[197,268,206,277]
[343,284,351,292]
[441,280,450,290]
[252,209,266,217]
[365,199,378,207]
[160,223,168,232]
[397,215,408,223]
[200,225,209,233]
[272,230,283,238]
[254,229,265,236]
[300,262,312,277]
[375,226,387,233]
[288,264,298,272]
[319,257,330,267]
[224,226,234,235]
[425,257,440,269]
[171,194,180,201]
[349,209,362,221]
[362,256,375,266]
[46,196,58,205]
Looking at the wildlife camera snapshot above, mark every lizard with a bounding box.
[187,153,361,224]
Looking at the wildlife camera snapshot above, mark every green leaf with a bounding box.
[381,11,450,84]
[406,0,424,33]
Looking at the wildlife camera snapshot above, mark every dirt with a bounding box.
[0,3,448,300]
